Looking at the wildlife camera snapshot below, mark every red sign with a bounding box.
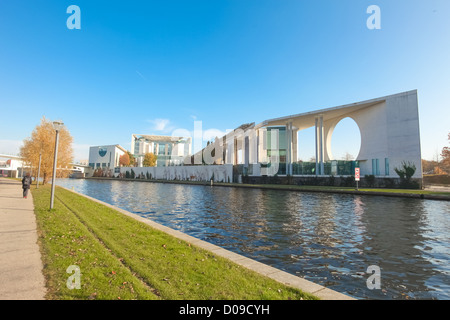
[355,168,360,181]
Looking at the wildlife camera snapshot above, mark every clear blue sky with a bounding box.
[1,0,449,162]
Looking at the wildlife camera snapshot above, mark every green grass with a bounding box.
[32,185,318,300]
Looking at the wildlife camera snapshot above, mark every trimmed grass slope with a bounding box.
[32,185,317,300]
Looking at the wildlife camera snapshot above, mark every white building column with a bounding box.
[319,115,324,175]
[286,122,293,175]
[292,126,298,169]
[315,117,319,175]
[315,115,325,175]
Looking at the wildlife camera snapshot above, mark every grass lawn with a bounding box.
[32,185,318,300]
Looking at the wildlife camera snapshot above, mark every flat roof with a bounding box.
[90,145,127,153]
[256,90,417,130]
[132,134,190,143]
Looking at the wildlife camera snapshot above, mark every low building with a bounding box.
[0,157,24,178]
[88,145,127,171]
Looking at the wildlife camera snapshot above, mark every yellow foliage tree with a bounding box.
[20,117,74,184]
[143,152,157,167]
[441,132,450,171]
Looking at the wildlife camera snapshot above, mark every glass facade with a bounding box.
[372,158,380,175]
[158,144,166,155]
[266,127,286,162]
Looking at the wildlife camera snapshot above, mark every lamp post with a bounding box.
[50,120,64,210]
[36,151,42,189]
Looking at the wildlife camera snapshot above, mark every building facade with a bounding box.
[131,134,192,167]
[201,90,423,179]
[88,145,127,170]
[0,156,24,178]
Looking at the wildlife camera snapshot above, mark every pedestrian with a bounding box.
[22,172,32,199]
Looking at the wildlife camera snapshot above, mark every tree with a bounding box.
[20,117,73,184]
[441,132,450,170]
[143,152,157,167]
[127,151,136,167]
[394,161,416,180]
[342,152,354,161]
[119,153,130,167]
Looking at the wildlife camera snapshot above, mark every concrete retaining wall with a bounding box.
[116,164,233,183]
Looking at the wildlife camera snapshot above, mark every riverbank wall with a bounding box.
[85,176,449,201]
[90,164,423,190]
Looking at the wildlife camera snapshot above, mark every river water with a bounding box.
[56,179,450,300]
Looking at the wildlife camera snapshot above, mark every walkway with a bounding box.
[0,177,46,299]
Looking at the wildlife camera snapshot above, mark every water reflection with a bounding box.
[56,179,450,300]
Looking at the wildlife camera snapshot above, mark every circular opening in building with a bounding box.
[330,117,361,160]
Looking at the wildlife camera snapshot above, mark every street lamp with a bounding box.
[36,151,42,189]
[50,120,64,210]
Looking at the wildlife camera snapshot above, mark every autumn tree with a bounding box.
[441,132,450,171]
[143,152,157,167]
[20,117,73,184]
[119,153,130,167]
[127,151,136,167]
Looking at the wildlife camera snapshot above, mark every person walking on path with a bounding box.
[22,172,32,199]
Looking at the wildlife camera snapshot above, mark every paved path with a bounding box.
[424,184,450,193]
[0,178,46,299]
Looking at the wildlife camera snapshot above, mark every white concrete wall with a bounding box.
[384,91,423,178]
[118,164,233,183]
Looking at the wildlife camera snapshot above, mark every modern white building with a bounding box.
[201,90,423,179]
[88,145,127,170]
[131,134,192,167]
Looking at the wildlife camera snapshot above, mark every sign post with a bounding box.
[355,168,360,190]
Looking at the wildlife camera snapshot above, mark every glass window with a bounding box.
[159,144,166,155]
[372,159,380,175]
[134,141,140,154]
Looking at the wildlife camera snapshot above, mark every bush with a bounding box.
[364,175,375,187]
[395,161,418,189]
[340,175,355,187]
[328,175,335,186]
[395,161,416,180]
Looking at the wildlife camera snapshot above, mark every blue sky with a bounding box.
[0,0,449,162]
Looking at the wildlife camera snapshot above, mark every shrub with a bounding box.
[365,174,375,187]
[395,161,416,180]
[395,161,419,189]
